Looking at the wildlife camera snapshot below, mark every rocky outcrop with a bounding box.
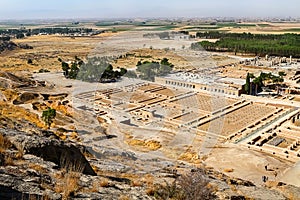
[13,92,40,105]
[0,71,36,89]
[2,128,96,176]
[0,173,44,200]
[0,41,17,53]
[0,41,33,54]
[41,93,68,101]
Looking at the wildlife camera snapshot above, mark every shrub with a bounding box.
[148,169,217,200]
[27,59,33,64]
[38,69,50,73]
[177,169,217,200]
[0,134,12,153]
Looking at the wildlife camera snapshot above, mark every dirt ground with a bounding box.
[204,143,293,185]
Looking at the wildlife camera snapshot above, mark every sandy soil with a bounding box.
[205,143,292,185]
[281,162,300,187]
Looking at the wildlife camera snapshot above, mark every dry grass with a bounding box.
[0,133,12,153]
[146,187,156,196]
[0,133,15,166]
[15,143,24,159]
[0,89,18,102]
[0,103,44,128]
[224,168,234,173]
[131,180,143,187]
[90,179,100,192]
[54,171,81,200]
[118,195,130,200]
[99,178,110,187]
[126,138,162,152]
[141,174,154,187]
[28,163,47,174]
[4,155,14,166]
[178,148,201,164]
[54,153,86,199]
[89,177,113,193]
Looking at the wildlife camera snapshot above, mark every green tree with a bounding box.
[161,58,174,68]
[245,73,254,95]
[61,62,70,77]
[68,63,79,79]
[278,71,286,77]
[42,108,56,129]
[253,76,263,95]
[120,68,127,76]
[245,73,251,95]
[16,33,25,39]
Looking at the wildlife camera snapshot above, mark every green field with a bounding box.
[216,23,256,27]
[257,24,272,27]
[184,26,220,30]
[285,28,300,32]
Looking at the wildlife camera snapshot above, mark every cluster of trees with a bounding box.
[192,32,300,57]
[0,28,99,39]
[136,58,174,81]
[0,29,28,37]
[245,71,286,95]
[30,28,94,35]
[59,56,128,83]
[0,36,11,41]
[59,56,174,82]
[59,56,83,79]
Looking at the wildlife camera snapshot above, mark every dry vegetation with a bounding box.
[0,133,25,166]
[114,48,190,69]
[53,155,87,199]
[147,169,217,200]
[125,137,162,152]
[0,133,12,153]
[0,33,116,72]
[0,102,44,128]
[54,171,81,199]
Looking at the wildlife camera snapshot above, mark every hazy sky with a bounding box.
[0,0,299,20]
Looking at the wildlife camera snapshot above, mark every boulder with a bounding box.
[13,92,40,105]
